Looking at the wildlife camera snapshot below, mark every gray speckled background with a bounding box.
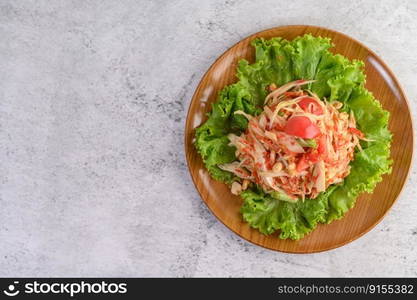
[1,0,416,277]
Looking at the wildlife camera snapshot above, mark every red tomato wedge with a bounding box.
[284,116,321,139]
[298,97,323,115]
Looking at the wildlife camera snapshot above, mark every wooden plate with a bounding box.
[184,25,413,253]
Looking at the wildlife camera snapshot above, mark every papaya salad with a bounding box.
[219,79,367,202]
[194,35,392,240]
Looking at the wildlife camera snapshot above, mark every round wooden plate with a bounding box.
[184,25,413,253]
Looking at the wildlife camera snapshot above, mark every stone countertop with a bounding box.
[1,0,416,277]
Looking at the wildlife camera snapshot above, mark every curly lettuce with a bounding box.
[194,34,392,240]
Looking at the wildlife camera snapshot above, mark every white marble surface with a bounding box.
[1,0,416,277]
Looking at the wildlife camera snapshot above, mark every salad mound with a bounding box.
[195,34,392,240]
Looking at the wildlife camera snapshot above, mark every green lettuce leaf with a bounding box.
[194,34,392,239]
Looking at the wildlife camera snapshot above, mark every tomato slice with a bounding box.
[284,116,321,139]
[298,97,323,115]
